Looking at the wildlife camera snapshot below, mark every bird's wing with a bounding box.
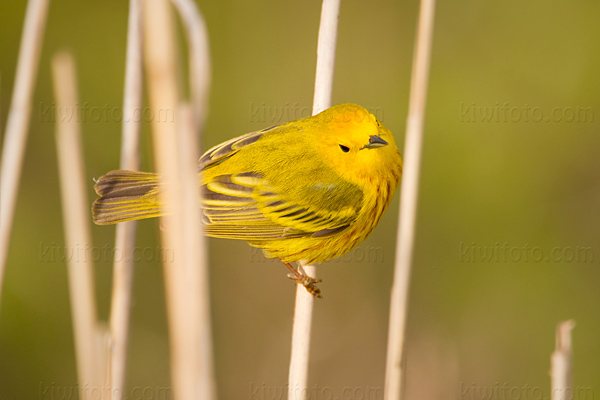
[201,171,362,241]
[198,126,277,170]
[197,124,364,241]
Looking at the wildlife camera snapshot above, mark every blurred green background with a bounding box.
[1,0,599,399]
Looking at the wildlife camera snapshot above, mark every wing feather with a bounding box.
[201,171,360,241]
[197,125,363,241]
[199,126,276,170]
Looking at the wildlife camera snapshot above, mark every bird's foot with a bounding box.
[282,261,322,298]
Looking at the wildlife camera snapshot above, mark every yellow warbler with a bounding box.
[93,103,402,297]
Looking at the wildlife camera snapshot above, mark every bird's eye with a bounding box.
[339,145,350,153]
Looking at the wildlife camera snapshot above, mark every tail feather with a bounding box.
[92,170,162,225]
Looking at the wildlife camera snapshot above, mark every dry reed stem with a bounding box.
[52,52,103,399]
[143,0,187,396]
[0,0,50,304]
[171,2,215,394]
[177,103,215,399]
[107,0,143,397]
[170,0,211,132]
[551,320,575,400]
[384,0,436,399]
[311,0,340,115]
[288,0,340,398]
[288,261,317,398]
[143,0,214,398]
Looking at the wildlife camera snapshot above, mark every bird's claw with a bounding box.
[287,273,323,298]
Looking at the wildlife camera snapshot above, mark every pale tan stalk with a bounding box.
[0,0,50,304]
[107,0,143,397]
[52,52,102,399]
[170,0,211,132]
[384,0,436,399]
[288,1,341,398]
[551,320,575,400]
[177,103,215,399]
[143,0,188,397]
[143,0,214,398]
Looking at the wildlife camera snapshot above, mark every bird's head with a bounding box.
[309,103,403,187]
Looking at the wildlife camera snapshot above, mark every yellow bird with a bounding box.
[93,103,403,297]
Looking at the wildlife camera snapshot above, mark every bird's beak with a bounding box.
[361,135,388,150]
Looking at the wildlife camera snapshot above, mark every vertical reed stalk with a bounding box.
[551,320,575,400]
[177,103,215,399]
[384,0,436,399]
[52,52,103,400]
[107,0,143,397]
[170,0,211,132]
[0,0,50,303]
[170,1,214,392]
[143,0,189,397]
[143,0,214,398]
[288,0,340,398]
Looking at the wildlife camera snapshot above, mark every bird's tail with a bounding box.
[92,170,162,225]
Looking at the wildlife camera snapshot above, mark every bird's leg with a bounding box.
[282,261,322,298]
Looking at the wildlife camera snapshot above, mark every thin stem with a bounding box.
[384,0,436,399]
[108,0,143,397]
[551,320,575,400]
[143,0,188,397]
[52,52,102,399]
[0,0,50,305]
[119,0,143,172]
[311,0,340,116]
[170,4,214,396]
[288,1,340,398]
[170,0,211,132]
[288,263,317,399]
[143,0,214,398]
[177,103,215,400]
